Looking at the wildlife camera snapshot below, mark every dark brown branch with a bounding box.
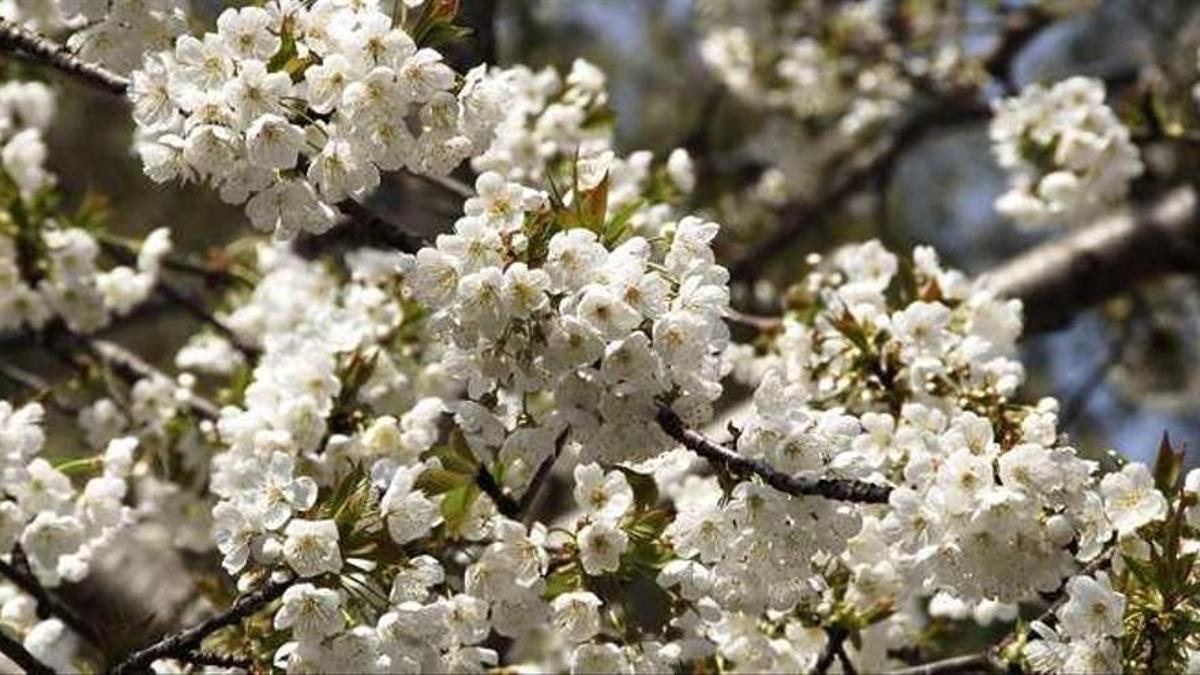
[182,650,252,669]
[475,464,520,519]
[814,627,850,675]
[0,361,78,416]
[0,20,130,94]
[656,407,892,504]
[0,555,103,648]
[984,187,1200,333]
[981,7,1052,93]
[0,626,55,675]
[93,233,254,290]
[518,428,569,523]
[109,577,291,674]
[476,429,568,521]
[294,199,428,257]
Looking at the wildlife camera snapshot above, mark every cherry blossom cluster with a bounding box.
[1,82,172,333]
[472,59,697,238]
[129,0,508,240]
[695,241,1178,671]
[1020,459,1200,673]
[404,167,730,485]
[697,1,911,139]
[991,76,1144,228]
[0,401,136,587]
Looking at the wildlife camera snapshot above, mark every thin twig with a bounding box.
[0,627,55,675]
[887,552,1114,675]
[728,103,988,282]
[0,23,434,257]
[0,361,78,416]
[109,577,292,674]
[95,238,259,358]
[655,407,893,504]
[79,338,220,420]
[884,652,1000,675]
[420,174,474,200]
[726,309,784,332]
[94,233,254,289]
[476,429,567,521]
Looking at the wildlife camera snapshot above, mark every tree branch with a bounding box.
[887,551,1113,675]
[73,337,221,420]
[109,577,291,674]
[0,555,103,648]
[0,23,433,255]
[729,103,988,282]
[96,239,259,358]
[983,186,1200,333]
[655,407,892,504]
[0,627,55,675]
[0,20,130,94]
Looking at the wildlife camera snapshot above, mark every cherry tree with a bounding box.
[0,0,1198,673]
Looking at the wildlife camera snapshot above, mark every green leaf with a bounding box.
[1123,555,1160,588]
[626,508,671,542]
[602,198,643,248]
[621,538,672,574]
[440,482,480,538]
[544,562,584,598]
[415,467,469,495]
[426,429,479,475]
[615,467,659,511]
[1153,431,1183,494]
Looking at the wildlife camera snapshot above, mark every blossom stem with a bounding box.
[882,652,1002,675]
[0,20,130,95]
[0,626,56,675]
[109,577,292,674]
[655,407,893,504]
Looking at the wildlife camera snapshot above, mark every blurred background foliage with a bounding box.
[13,0,1200,465]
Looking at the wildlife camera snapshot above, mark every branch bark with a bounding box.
[983,187,1200,333]
[656,407,893,504]
[0,628,55,675]
[0,20,130,94]
[0,554,104,649]
[109,577,291,674]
